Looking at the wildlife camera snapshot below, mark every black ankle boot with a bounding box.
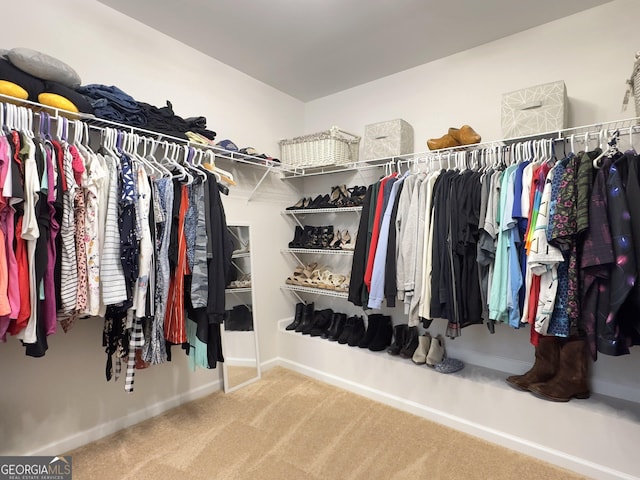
[288,226,304,248]
[358,314,382,348]
[295,302,314,333]
[399,326,419,358]
[310,309,334,337]
[322,313,340,339]
[285,302,304,331]
[388,324,408,355]
[347,316,365,346]
[338,316,355,344]
[368,316,393,351]
[327,313,347,341]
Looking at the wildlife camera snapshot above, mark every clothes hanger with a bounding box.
[592,129,619,168]
[146,138,172,178]
[203,149,239,185]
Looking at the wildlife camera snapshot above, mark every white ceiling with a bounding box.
[98,0,612,101]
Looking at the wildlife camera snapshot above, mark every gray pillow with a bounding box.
[7,48,80,88]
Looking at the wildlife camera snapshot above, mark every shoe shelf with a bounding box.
[283,248,354,256]
[280,157,393,179]
[281,284,349,299]
[231,252,251,259]
[283,206,363,215]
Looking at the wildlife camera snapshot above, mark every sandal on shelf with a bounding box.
[302,262,318,278]
[286,197,310,210]
[329,273,347,291]
[285,266,306,285]
[335,274,350,292]
[316,269,334,290]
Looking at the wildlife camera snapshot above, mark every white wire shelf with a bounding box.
[280,156,393,178]
[283,248,354,255]
[281,284,349,298]
[0,93,293,173]
[283,206,362,215]
[280,116,640,177]
[225,287,252,293]
[231,251,251,259]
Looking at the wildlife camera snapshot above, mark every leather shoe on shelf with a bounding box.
[427,133,461,151]
[347,316,366,347]
[358,314,382,348]
[337,316,355,344]
[388,324,408,356]
[295,302,314,333]
[285,302,304,331]
[412,333,432,364]
[399,326,419,359]
[368,315,393,351]
[448,125,481,145]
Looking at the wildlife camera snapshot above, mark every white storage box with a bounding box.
[279,127,360,168]
[501,80,568,138]
[363,119,414,160]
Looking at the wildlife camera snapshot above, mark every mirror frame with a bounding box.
[221,222,261,393]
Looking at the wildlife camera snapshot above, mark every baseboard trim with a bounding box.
[27,379,222,457]
[261,357,280,372]
[276,357,636,480]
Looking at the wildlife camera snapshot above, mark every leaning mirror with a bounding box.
[222,224,261,392]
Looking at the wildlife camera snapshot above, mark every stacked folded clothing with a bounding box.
[78,84,145,126]
[138,100,216,140]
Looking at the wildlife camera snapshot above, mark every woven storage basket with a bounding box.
[279,127,360,168]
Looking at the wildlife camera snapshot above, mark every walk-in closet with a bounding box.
[1,1,639,479]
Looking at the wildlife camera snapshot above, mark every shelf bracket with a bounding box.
[246,163,274,203]
[228,290,253,312]
[228,227,250,252]
[231,260,247,275]
[282,287,306,304]
[288,251,305,267]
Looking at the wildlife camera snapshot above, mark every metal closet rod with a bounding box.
[394,116,640,163]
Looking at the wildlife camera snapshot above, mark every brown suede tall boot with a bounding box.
[505,336,560,391]
[529,337,591,402]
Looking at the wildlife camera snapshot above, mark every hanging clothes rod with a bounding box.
[391,116,640,162]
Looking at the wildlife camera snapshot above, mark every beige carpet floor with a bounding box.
[68,367,587,480]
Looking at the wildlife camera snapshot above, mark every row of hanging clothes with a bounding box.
[0,102,236,392]
[348,124,640,360]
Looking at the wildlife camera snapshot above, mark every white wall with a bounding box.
[304,0,639,148]
[300,0,640,405]
[0,0,302,456]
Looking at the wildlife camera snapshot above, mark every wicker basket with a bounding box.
[279,127,360,168]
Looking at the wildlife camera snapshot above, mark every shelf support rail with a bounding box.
[228,290,252,312]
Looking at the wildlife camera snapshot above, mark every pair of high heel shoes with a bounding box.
[329,184,366,207]
[327,229,354,250]
[289,225,354,250]
[286,184,367,210]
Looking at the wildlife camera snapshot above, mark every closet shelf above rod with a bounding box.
[282,116,640,178]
